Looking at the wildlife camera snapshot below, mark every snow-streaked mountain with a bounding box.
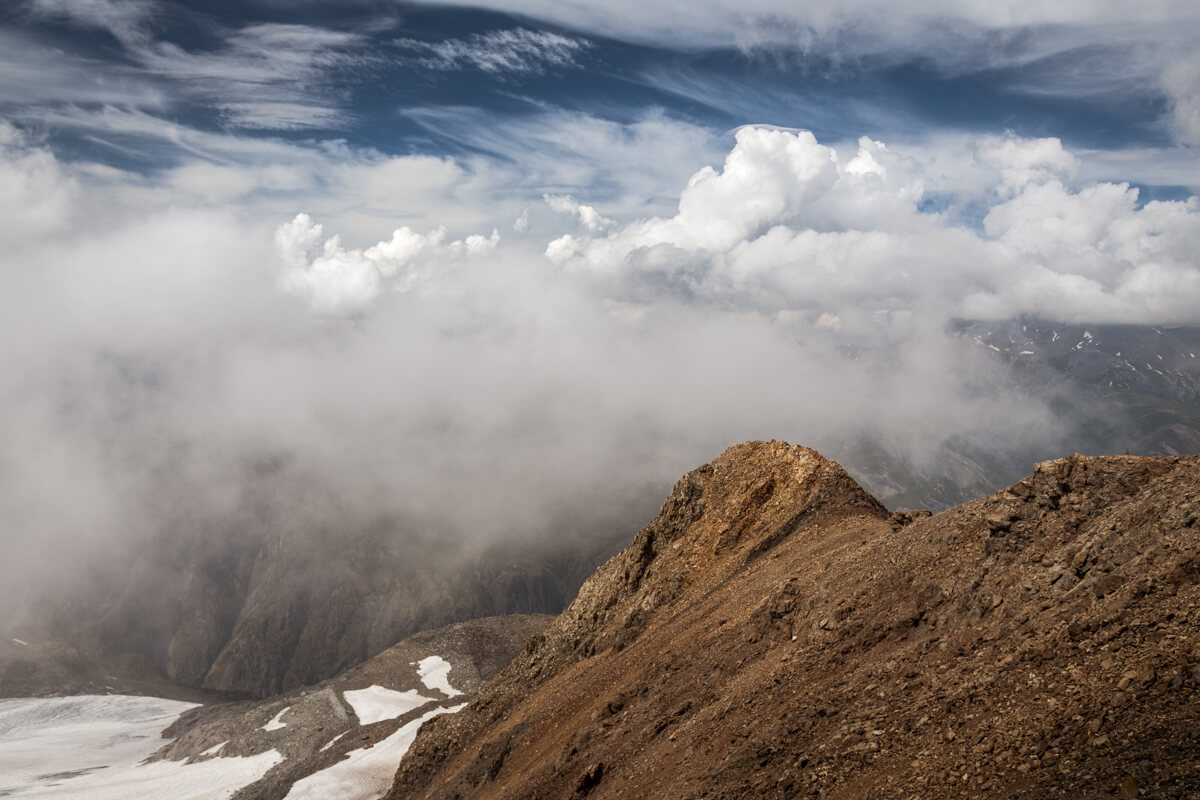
[844,320,1200,511]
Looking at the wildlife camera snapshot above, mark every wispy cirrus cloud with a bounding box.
[409,0,1200,146]
[394,28,590,75]
[18,2,371,131]
[139,23,371,130]
[29,0,155,47]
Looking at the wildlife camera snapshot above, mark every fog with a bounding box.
[1,119,1198,628]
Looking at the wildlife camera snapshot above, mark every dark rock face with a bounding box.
[389,442,1200,800]
[12,518,625,699]
[191,535,606,698]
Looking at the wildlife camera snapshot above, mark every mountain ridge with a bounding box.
[388,442,1200,799]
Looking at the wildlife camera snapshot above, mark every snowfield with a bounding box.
[0,696,281,799]
[262,706,290,731]
[0,652,476,798]
[414,655,464,697]
[342,685,434,725]
[284,704,466,800]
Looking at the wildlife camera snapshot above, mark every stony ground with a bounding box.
[388,442,1200,800]
[147,614,550,800]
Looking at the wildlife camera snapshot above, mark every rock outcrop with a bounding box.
[388,442,1200,799]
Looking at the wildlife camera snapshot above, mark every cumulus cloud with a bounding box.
[973,134,1080,198]
[276,213,500,316]
[393,28,590,75]
[543,194,611,231]
[547,126,1200,325]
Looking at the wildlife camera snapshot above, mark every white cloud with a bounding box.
[0,29,166,110]
[408,0,1199,50]
[138,24,369,130]
[1162,54,1200,146]
[400,106,727,225]
[0,122,77,246]
[546,126,1200,325]
[394,28,589,75]
[543,194,611,231]
[12,10,368,132]
[973,133,1080,198]
[276,213,500,316]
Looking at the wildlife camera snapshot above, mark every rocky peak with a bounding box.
[534,441,889,666]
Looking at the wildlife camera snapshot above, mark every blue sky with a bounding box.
[3,1,1197,177]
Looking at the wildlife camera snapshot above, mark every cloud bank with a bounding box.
[1,113,1198,625]
[543,127,1200,325]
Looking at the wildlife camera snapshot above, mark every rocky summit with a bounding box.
[387,441,1200,799]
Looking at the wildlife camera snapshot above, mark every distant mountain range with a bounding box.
[844,319,1200,510]
[955,318,1200,455]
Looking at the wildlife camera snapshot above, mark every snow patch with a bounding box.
[0,696,281,799]
[263,707,290,731]
[414,656,464,698]
[318,732,347,753]
[200,740,227,757]
[284,704,466,800]
[342,686,434,725]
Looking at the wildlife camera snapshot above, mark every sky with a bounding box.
[1,1,1199,616]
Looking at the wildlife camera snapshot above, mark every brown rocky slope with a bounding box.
[388,441,1200,799]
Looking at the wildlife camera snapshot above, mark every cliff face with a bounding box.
[389,442,1200,799]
